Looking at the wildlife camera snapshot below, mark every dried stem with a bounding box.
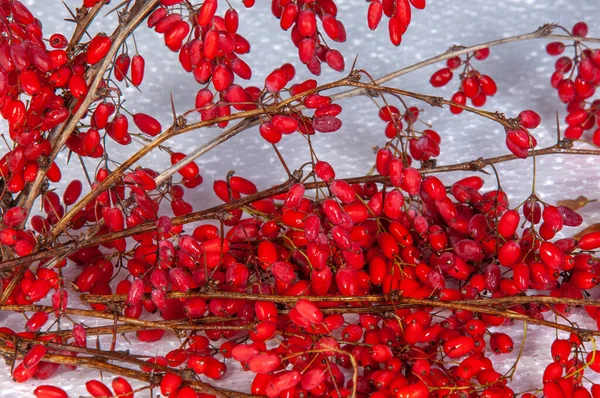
[0,334,254,398]
[74,292,600,338]
[331,26,600,102]
[60,322,248,340]
[78,290,600,309]
[154,25,592,186]
[1,142,598,272]
[0,305,236,330]
[18,0,160,219]
[67,2,105,52]
[47,77,352,239]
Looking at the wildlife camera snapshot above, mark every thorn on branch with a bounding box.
[291,169,304,183]
[469,158,488,172]
[348,70,362,83]
[536,23,559,37]
[447,44,467,52]
[62,0,81,22]
[176,115,187,129]
[420,159,437,169]
[428,96,444,108]
[365,88,379,98]
[559,138,575,149]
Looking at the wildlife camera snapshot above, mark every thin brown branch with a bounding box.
[76,292,600,338]
[78,290,600,309]
[47,77,352,240]
[145,27,600,191]
[0,335,253,398]
[18,0,160,220]
[1,142,599,272]
[67,1,105,52]
[60,322,248,340]
[330,26,600,102]
[0,305,237,330]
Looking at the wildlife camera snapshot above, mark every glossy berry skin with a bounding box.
[33,386,68,398]
[489,333,513,354]
[114,54,131,81]
[430,68,453,87]
[133,113,162,136]
[443,336,475,358]
[131,54,145,86]
[86,35,112,65]
[86,380,112,397]
[112,378,133,398]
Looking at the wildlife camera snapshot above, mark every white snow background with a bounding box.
[2,0,600,396]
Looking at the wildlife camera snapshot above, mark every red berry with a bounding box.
[479,75,497,96]
[265,68,288,92]
[33,386,68,398]
[367,0,383,30]
[133,113,162,136]
[519,110,541,129]
[86,34,112,65]
[86,380,113,397]
[430,68,453,87]
[131,54,145,86]
[546,42,565,56]
[112,378,133,398]
[473,47,490,60]
[579,232,600,250]
[450,91,466,114]
[572,21,588,37]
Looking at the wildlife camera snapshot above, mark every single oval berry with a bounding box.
[86,34,112,65]
[578,232,600,250]
[131,54,145,86]
[133,113,162,136]
[430,68,453,87]
[34,385,68,398]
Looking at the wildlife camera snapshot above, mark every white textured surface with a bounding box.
[2,0,600,396]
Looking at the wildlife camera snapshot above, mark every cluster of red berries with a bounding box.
[2,1,600,398]
[430,48,541,159]
[271,0,346,74]
[503,109,540,159]
[0,0,166,201]
[366,0,426,46]
[147,0,257,127]
[375,104,441,165]
[259,65,343,144]
[546,22,600,144]
[0,0,72,193]
[9,115,600,397]
[429,48,497,112]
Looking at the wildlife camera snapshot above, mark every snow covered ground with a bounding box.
[2,0,600,396]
